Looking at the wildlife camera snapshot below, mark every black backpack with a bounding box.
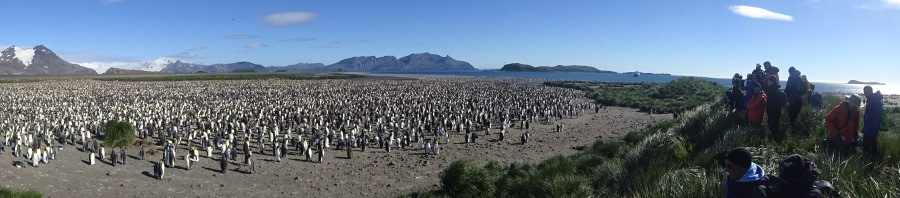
[764,154,841,198]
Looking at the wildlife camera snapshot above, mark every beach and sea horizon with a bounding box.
[368,70,900,95]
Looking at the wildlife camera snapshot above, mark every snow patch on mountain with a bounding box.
[12,47,36,66]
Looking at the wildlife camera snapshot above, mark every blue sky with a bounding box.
[2,0,898,84]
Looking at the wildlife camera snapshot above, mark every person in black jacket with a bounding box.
[764,75,787,141]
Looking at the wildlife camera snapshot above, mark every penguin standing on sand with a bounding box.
[185,154,191,170]
[89,152,96,165]
[139,145,145,160]
[99,147,106,161]
[346,142,352,159]
[246,151,254,174]
[111,148,118,167]
[120,148,126,165]
[305,145,312,162]
[521,132,529,145]
[317,140,324,163]
[157,159,165,180]
[31,148,40,167]
[220,150,228,174]
[274,142,282,162]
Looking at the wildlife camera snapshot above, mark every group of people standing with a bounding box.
[723,61,888,198]
[727,61,825,140]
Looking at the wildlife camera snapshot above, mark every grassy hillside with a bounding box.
[409,95,900,198]
[0,188,42,198]
[545,77,725,113]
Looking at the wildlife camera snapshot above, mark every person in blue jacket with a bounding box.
[808,84,824,109]
[785,67,805,125]
[862,86,883,157]
[723,147,767,198]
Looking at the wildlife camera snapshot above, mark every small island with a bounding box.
[499,63,616,73]
[848,80,885,85]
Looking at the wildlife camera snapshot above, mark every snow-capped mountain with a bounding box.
[0,45,97,75]
[143,57,178,71]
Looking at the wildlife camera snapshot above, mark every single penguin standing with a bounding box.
[317,140,324,163]
[111,149,118,167]
[246,151,254,174]
[220,151,228,174]
[90,152,96,165]
[157,159,165,180]
[120,148,126,165]
[139,145,145,160]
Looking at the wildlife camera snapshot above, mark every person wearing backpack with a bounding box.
[766,154,841,198]
[723,147,767,198]
[862,86,883,158]
[825,95,861,153]
[765,75,788,141]
[807,84,824,110]
[785,67,805,125]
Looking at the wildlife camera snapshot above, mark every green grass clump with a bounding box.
[0,188,42,198]
[439,160,497,197]
[545,77,725,114]
[102,120,136,148]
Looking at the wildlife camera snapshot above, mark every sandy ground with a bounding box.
[0,96,671,198]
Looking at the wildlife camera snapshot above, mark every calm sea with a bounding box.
[368,70,899,95]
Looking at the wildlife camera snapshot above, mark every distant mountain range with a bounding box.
[0,45,97,75]
[498,63,669,75]
[158,53,476,73]
[0,45,477,75]
[500,63,616,73]
[848,80,885,85]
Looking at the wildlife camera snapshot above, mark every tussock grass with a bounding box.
[0,188,42,198]
[418,86,899,197]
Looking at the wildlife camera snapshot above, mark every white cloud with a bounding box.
[729,5,794,22]
[76,61,144,74]
[246,43,267,49]
[885,0,900,9]
[264,11,316,27]
[103,0,124,4]
[225,34,258,40]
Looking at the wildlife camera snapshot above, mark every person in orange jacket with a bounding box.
[825,95,861,150]
[747,82,767,126]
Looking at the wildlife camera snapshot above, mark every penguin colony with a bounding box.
[0,78,593,179]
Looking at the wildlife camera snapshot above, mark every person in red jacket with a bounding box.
[825,94,861,152]
[747,82,767,126]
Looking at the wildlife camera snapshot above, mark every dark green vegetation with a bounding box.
[102,120,136,148]
[500,63,553,72]
[499,63,615,73]
[408,95,900,198]
[0,188,42,198]
[545,77,725,113]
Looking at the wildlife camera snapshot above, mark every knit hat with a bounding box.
[845,94,862,108]
[726,147,753,169]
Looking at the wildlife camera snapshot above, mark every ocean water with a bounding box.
[368,70,899,95]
